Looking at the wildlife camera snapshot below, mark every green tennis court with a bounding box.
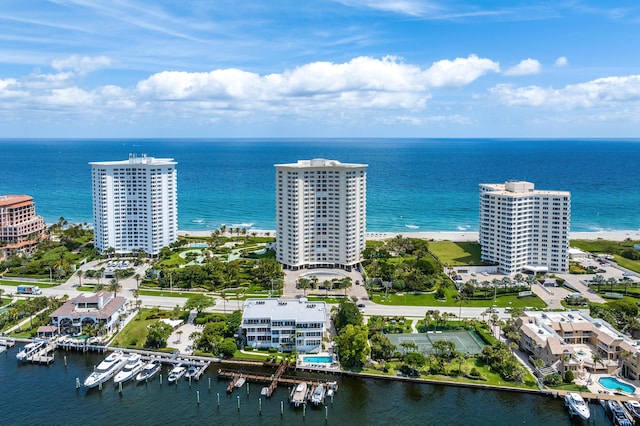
[386,331,485,355]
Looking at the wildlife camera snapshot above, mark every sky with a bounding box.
[1,0,640,138]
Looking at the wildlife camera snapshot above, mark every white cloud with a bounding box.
[424,54,500,87]
[490,75,640,108]
[554,56,568,67]
[51,55,112,75]
[503,58,541,76]
[335,0,437,17]
[136,55,498,112]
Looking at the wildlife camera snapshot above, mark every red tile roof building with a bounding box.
[0,194,46,256]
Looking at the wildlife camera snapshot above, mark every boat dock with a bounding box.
[0,338,16,353]
[26,341,57,365]
[218,360,338,402]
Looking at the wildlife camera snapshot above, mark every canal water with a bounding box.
[0,347,613,425]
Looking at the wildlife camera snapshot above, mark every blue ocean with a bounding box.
[1,138,639,233]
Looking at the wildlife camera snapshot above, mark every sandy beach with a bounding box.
[178,229,640,242]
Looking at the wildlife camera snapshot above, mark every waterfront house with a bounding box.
[49,291,127,336]
[516,311,640,379]
[240,298,326,353]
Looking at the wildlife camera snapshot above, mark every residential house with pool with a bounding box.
[516,310,640,381]
[240,298,326,353]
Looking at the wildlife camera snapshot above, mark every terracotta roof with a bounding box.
[0,195,33,207]
[546,336,565,355]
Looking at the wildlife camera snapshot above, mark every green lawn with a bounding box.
[612,255,640,274]
[139,289,199,298]
[370,292,546,309]
[112,310,179,349]
[570,239,640,274]
[428,241,489,266]
[363,357,537,390]
[0,279,57,288]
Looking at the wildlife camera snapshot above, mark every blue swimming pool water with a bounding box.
[598,377,636,393]
[189,243,208,248]
[302,356,334,364]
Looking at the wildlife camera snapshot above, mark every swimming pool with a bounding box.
[302,355,334,364]
[189,243,208,248]
[300,271,344,279]
[598,377,636,393]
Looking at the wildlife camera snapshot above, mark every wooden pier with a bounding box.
[218,359,337,401]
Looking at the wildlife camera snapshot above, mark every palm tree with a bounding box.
[591,352,604,370]
[108,278,121,297]
[76,269,84,287]
[298,278,311,297]
[455,291,468,323]
[606,277,618,292]
[423,311,432,331]
[341,276,352,297]
[0,288,4,305]
[592,274,605,293]
[134,273,141,289]
[221,292,227,314]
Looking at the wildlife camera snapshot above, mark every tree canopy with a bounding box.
[334,324,370,368]
[146,321,173,348]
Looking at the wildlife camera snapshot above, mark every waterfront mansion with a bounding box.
[49,291,128,336]
[516,310,640,380]
[240,298,327,353]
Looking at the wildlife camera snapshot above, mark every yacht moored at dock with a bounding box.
[290,382,308,407]
[184,365,198,380]
[16,340,45,362]
[167,365,186,384]
[113,353,145,385]
[564,392,590,420]
[624,400,640,422]
[605,400,633,426]
[84,350,127,388]
[136,360,161,383]
[310,383,326,405]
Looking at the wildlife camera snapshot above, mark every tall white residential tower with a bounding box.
[479,181,570,274]
[90,154,177,255]
[275,159,367,271]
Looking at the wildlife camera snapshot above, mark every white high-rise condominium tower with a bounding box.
[479,181,570,275]
[90,154,177,255]
[275,159,367,271]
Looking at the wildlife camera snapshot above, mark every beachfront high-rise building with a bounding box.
[90,154,177,256]
[0,194,46,256]
[479,181,570,275]
[275,159,367,271]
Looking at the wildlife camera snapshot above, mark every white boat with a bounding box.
[326,381,338,397]
[113,353,145,385]
[290,382,308,407]
[184,365,198,380]
[564,392,590,420]
[167,365,187,384]
[624,400,640,421]
[311,383,326,405]
[606,400,633,426]
[84,351,127,388]
[136,360,161,383]
[16,340,46,361]
[234,377,246,388]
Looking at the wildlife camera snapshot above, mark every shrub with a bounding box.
[544,373,562,386]
[564,369,574,383]
[469,367,482,377]
[268,347,278,353]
